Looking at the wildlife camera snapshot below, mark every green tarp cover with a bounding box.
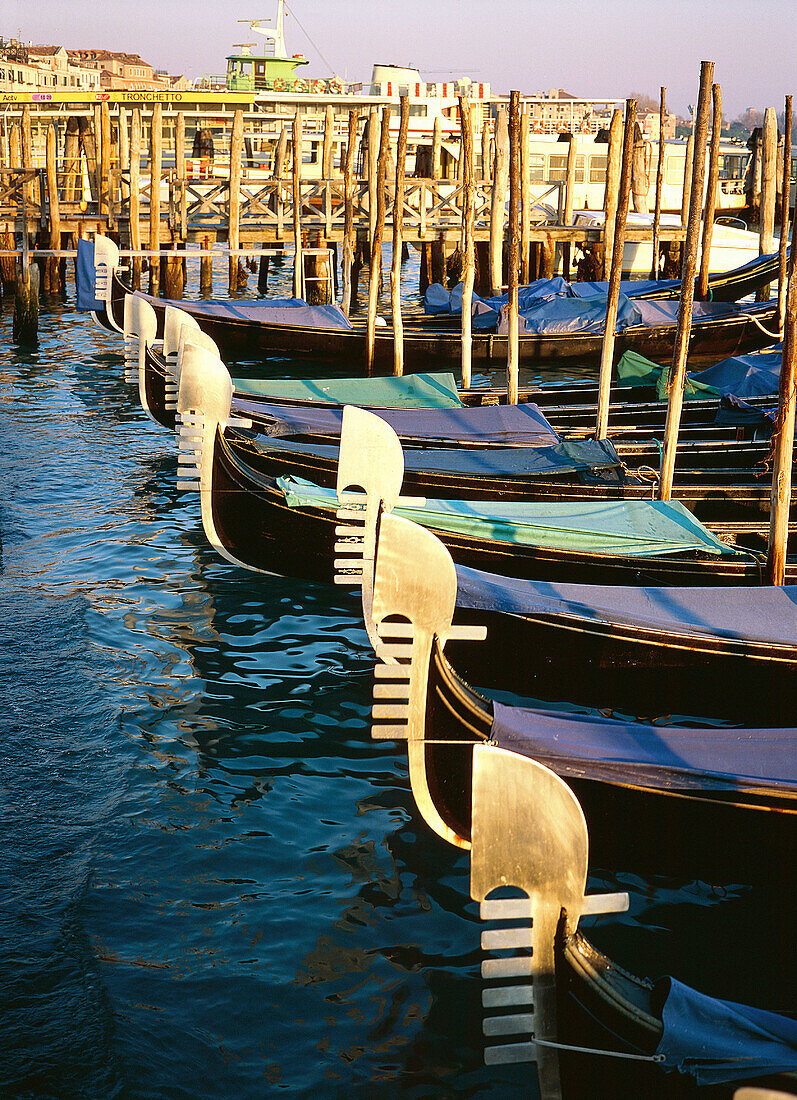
[230,371,464,408]
[279,477,740,558]
[615,351,718,401]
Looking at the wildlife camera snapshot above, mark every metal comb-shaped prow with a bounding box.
[175,341,253,571]
[334,406,425,650]
[123,295,157,396]
[171,327,220,413]
[163,306,201,370]
[471,744,629,1097]
[370,514,487,848]
[91,234,121,330]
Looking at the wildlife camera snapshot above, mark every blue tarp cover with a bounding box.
[75,239,104,311]
[136,293,354,331]
[454,567,797,646]
[491,701,797,794]
[496,293,642,335]
[230,372,464,408]
[616,345,783,400]
[656,976,797,1085]
[236,402,561,448]
[257,434,622,478]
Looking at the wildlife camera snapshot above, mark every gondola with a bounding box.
[83,235,780,371]
[176,351,795,587]
[365,515,797,1097]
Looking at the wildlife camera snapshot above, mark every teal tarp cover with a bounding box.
[278,478,739,557]
[230,372,464,408]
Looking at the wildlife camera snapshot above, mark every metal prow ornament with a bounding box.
[170,316,219,414]
[175,343,252,570]
[91,234,121,331]
[370,513,628,1098]
[334,406,424,652]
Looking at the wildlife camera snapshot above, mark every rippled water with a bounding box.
[0,263,790,1098]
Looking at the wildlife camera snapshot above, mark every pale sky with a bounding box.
[3,0,795,118]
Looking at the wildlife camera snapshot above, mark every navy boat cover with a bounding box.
[136,292,354,331]
[75,239,104,311]
[260,434,623,480]
[617,345,783,400]
[236,402,562,447]
[491,701,797,794]
[454,567,797,646]
[655,976,797,1085]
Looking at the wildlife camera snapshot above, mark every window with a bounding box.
[665,155,684,186]
[528,153,545,181]
[589,154,607,183]
[409,104,427,117]
[547,153,586,183]
[718,153,745,180]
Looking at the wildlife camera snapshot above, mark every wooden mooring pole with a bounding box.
[391,97,409,376]
[149,104,162,294]
[340,109,359,316]
[229,108,244,293]
[602,108,622,280]
[658,60,714,501]
[778,96,792,332]
[507,91,521,405]
[698,83,722,300]
[489,107,508,296]
[365,107,390,373]
[650,87,666,279]
[596,99,637,439]
[459,94,475,390]
[292,112,303,298]
[765,206,797,584]
[756,106,777,301]
[45,123,62,294]
[200,236,213,296]
[129,109,141,289]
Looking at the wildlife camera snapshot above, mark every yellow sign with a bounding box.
[0,90,255,105]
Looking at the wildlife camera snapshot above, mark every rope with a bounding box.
[737,312,783,341]
[531,1037,665,1064]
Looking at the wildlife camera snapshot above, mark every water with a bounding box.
[0,265,790,1098]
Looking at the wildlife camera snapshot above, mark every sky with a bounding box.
[3,0,795,118]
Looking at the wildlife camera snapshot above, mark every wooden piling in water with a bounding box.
[659,60,714,501]
[680,131,694,228]
[228,109,244,292]
[481,122,491,184]
[129,109,142,289]
[322,105,334,179]
[200,235,213,295]
[292,111,303,298]
[596,99,637,439]
[391,97,409,376]
[778,96,792,333]
[650,87,666,279]
[489,107,508,296]
[162,246,185,299]
[757,106,777,302]
[520,108,530,284]
[340,110,359,316]
[459,94,475,390]
[698,83,722,301]
[507,91,521,406]
[175,112,186,242]
[13,256,38,345]
[562,133,577,280]
[765,208,797,584]
[367,107,379,247]
[631,122,649,215]
[21,105,34,208]
[118,108,129,205]
[149,104,162,294]
[100,101,111,217]
[602,108,622,280]
[63,116,81,205]
[365,107,390,372]
[45,124,61,294]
